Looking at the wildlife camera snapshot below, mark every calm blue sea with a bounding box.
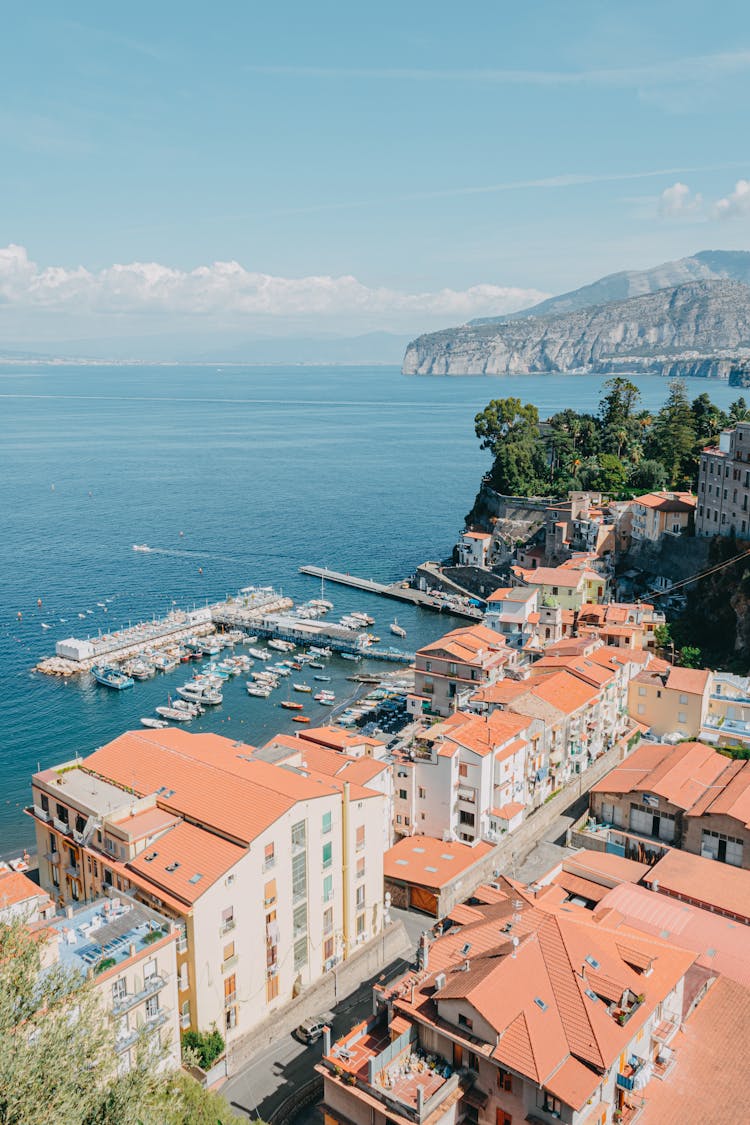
[1,365,742,854]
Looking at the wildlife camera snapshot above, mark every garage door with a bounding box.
[409,886,438,915]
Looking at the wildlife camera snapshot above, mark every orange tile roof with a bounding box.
[462,530,492,540]
[110,805,180,839]
[631,490,695,512]
[594,882,750,988]
[0,868,51,911]
[665,666,711,695]
[470,679,534,705]
[493,800,525,819]
[296,726,383,751]
[512,566,588,588]
[638,977,750,1125]
[523,670,600,715]
[397,902,693,1110]
[643,847,750,921]
[83,729,341,846]
[563,850,650,886]
[384,837,492,891]
[428,710,529,758]
[589,740,731,812]
[127,820,245,905]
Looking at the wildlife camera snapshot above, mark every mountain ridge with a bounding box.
[402,277,750,377]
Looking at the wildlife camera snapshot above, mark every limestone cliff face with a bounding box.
[403,280,750,376]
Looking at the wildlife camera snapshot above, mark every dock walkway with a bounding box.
[298,566,482,620]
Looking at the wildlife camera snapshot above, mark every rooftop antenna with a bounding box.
[511,936,520,959]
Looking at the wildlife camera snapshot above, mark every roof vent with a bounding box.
[585,988,599,1003]
[585,954,601,970]
[144,852,158,862]
[165,861,180,873]
[460,943,472,956]
[534,997,548,1012]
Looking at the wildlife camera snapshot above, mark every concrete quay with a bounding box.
[298,565,483,620]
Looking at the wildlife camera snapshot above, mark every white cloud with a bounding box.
[0,244,547,322]
[658,182,704,217]
[715,179,750,219]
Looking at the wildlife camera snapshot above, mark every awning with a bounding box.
[462,1085,489,1110]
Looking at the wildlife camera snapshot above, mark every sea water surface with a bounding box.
[1,364,742,853]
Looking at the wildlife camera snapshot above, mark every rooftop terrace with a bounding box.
[49,895,173,978]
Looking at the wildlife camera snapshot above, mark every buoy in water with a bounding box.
[198,567,203,575]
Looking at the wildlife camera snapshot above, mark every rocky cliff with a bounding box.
[402,279,750,376]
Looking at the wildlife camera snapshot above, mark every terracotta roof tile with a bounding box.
[383,836,492,891]
[127,820,245,905]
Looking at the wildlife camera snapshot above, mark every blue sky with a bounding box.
[2,0,750,346]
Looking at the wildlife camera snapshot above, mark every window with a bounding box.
[225,1006,237,1030]
[356,913,366,936]
[323,907,333,935]
[145,994,160,1020]
[221,906,235,933]
[355,885,365,909]
[223,974,236,1007]
[322,811,332,835]
[679,694,688,705]
[702,829,744,866]
[459,810,475,826]
[448,662,457,675]
[292,852,307,903]
[266,976,279,1002]
[294,935,308,970]
[396,815,402,825]
[638,686,646,696]
[291,820,306,852]
[223,942,235,964]
[637,704,645,715]
[497,1069,513,1093]
[40,794,49,813]
[459,763,468,778]
[356,856,365,879]
[496,1113,512,1125]
[418,787,426,799]
[322,841,333,869]
[323,874,333,902]
[264,842,275,869]
[293,902,307,940]
[398,789,407,800]
[458,1012,473,1030]
[324,937,334,962]
[49,832,57,853]
[425,660,432,672]
[112,978,127,1003]
[404,817,410,826]
[264,879,277,906]
[55,804,68,824]
[355,825,365,852]
[677,711,687,724]
[542,1093,562,1115]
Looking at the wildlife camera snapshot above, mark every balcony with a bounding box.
[45,852,60,865]
[616,1056,651,1092]
[65,865,80,880]
[220,919,236,936]
[221,955,238,973]
[53,816,71,836]
[176,936,188,954]
[180,1011,191,1030]
[112,972,168,1017]
[114,1009,169,1054]
[34,804,50,822]
[224,990,237,1007]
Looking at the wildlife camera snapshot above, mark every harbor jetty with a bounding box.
[35,586,293,677]
[298,565,483,619]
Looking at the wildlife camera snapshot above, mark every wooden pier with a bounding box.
[298,566,483,620]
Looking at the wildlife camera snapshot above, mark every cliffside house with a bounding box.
[696,421,750,539]
[457,530,493,568]
[627,665,712,738]
[409,624,511,718]
[629,491,696,542]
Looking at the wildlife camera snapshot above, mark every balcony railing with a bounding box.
[53,816,71,836]
[180,1012,191,1030]
[45,852,60,865]
[224,991,237,1007]
[220,919,236,936]
[221,955,238,973]
[65,865,80,880]
[34,804,50,822]
[112,972,168,1017]
[114,1009,169,1054]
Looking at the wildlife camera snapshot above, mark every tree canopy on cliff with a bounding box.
[475,380,745,497]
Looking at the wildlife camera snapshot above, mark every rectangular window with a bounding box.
[264,879,277,906]
[425,660,432,672]
[145,994,160,1019]
[55,804,68,824]
[458,1013,473,1030]
[356,913,365,936]
[323,907,333,935]
[40,794,49,813]
[355,885,365,909]
[294,935,308,970]
[223,942,235,963]
[224,974,236,1005]
[112,978,127,1003]
[225,1006,237,1030]
[323,874,333,902]
[322,811,332,835]
[459,764,468,778]
[266,976,279,1002]
[292,853,307,903]
[221,906,235,932]
[448,662,457,675]
[418,787,426,799]
[264,842,275,869]
[322,841,333,869]
[355,825,365,852]
[398,789,407,800]
[293,902,307,939]
[291,820,306,852]
[678,711,687,724]
[497,1069,513,1093]
[324,937,334,962]
[356,856,365,879]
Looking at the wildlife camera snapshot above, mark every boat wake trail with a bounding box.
[137,547,248,565]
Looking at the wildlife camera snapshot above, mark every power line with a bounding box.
[643,543,750,601]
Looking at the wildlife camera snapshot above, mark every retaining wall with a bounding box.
[225,921,411,1076]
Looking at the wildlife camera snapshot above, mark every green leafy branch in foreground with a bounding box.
[0,918,247,1125]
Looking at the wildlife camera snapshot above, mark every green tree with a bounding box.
[0,919,244,1125]
[646,378,698,487]
[691,393,728,445]
[628,459,668,492]
[729,396,750,424]
[474,398,540,455]
[678,645,702,668]
[599,377,641,430]
[181,1026,226,1070]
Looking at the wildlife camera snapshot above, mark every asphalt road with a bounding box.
[222,942,418,1123]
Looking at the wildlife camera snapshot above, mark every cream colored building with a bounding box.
[628,666,712,738]
[28,728,386,1045]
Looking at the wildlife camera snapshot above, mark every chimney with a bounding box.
[419,932,430,972]
[65,906,74,919]
[322,1025,331,1056]
[651,878,659,892]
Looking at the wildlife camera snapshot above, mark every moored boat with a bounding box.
[293,715,311,723]
[140,717,170,729]
[390,618,407,638]
[280,700,304,710]
[293,683,312,693]
[92,665,134,690]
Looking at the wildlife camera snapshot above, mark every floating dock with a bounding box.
[298,566,483,620]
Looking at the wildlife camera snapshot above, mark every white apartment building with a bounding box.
[483,585,539,650]
[393,710,535,842]
[696,422,750,538]
[28,728,386,1045]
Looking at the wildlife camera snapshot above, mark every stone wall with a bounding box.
[225,921,411,1075]
[618,535,711,584]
